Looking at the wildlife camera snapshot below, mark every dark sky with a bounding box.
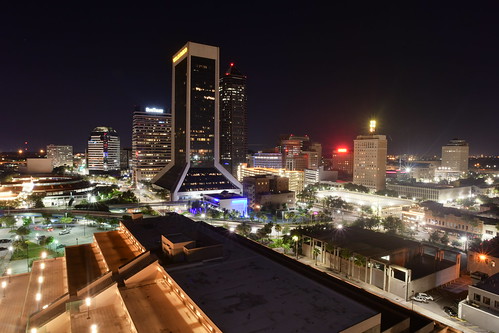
[2,2,499,155]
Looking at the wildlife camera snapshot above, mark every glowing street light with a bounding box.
[91,324,98,333]
[6,268,12,283]
[41,251,47,259]
[38,276,44,284]
[85,297,91,319]
[2,280,6,298]
[292,235,299,260]
[461,236,468,252]
[35,292,42,310]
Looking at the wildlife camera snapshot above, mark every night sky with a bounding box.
[2,2,499,155]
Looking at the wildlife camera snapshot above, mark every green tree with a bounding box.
[382,216,404,234]
[429,230,440,243]
[313,247,320,265]
[343,183,369,193]
[440,233,449,245]
[375,189,398,197]
[14,226,30,241]
[119,190,138,203]
[141,204,159,216]
[274,224,282,238]
[235,222,251,237]
[0,215,17,229]
[59,216,73,224]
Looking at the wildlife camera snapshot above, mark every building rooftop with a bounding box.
[165,223,379,332]
[474,272,499,294]
[94,230,141,272]
[305,227,421,260]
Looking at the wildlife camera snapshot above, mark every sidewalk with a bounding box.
[294,255,487,333]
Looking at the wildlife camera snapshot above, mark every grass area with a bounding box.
[10,241,58,260]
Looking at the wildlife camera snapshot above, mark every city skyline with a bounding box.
[2,2,499,155]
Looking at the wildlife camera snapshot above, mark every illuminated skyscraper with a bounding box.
[441,139,469,173]
[353,120,387,191]
[220,63,247,177]
[87,127,120,176]
[132,106,172,183]
[153,42,242,200]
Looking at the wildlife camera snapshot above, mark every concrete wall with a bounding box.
[411,264,459,294]
[460,302,499,333]
[184,244,224,262]
[389,275,406,299]
[340,313,381,333]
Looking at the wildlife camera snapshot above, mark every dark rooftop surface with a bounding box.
[124,216,379,332]
[94,230,137,272]
[165,233,193,244]
[305,227,421,259]
[123,215,434,332]
[121,214,219,251]
[406,254,457,280]
[475,272,499,294]
[65,244,102,295]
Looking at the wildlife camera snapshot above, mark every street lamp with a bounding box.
[292,235,299,260]
[6,268,12,283]
[26,241,29,272]
[2,280,6,298]
[461,236,468,252]
[41,251,47,260]
[91,324,98,333]
[35,292,41,310]
[85,297,91,319]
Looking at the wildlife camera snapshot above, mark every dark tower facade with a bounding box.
[153,42,242,200]
[220,63,247,177]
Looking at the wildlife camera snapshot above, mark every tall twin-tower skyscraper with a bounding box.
[153,42,243,200]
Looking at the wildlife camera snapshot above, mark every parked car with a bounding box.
[415,292,434,301]
[59,229,70,235]
[443,306,457,317]
[0,239,11,243]
[411,295,428,303]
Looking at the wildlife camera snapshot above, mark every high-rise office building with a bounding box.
[353,120,387,191]
[220,63,247,177]
[46,144,73,168]
[441,139,469,173]
[87,126,120,176]
[132,106,172,183]
[332,147,354,175]
[153,42,242,201]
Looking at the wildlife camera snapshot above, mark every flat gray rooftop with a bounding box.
[166,225,378,332]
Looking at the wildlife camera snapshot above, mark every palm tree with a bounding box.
[274,224,282,239]
[14,226,30,241]
[313,247,320,265]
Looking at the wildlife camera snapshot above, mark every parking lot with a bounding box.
[0,220,116,274]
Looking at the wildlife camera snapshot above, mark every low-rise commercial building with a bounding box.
[237,163,304,195]
[459,273,499,333]
[386,182,472,203]
[301,227,461,301]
